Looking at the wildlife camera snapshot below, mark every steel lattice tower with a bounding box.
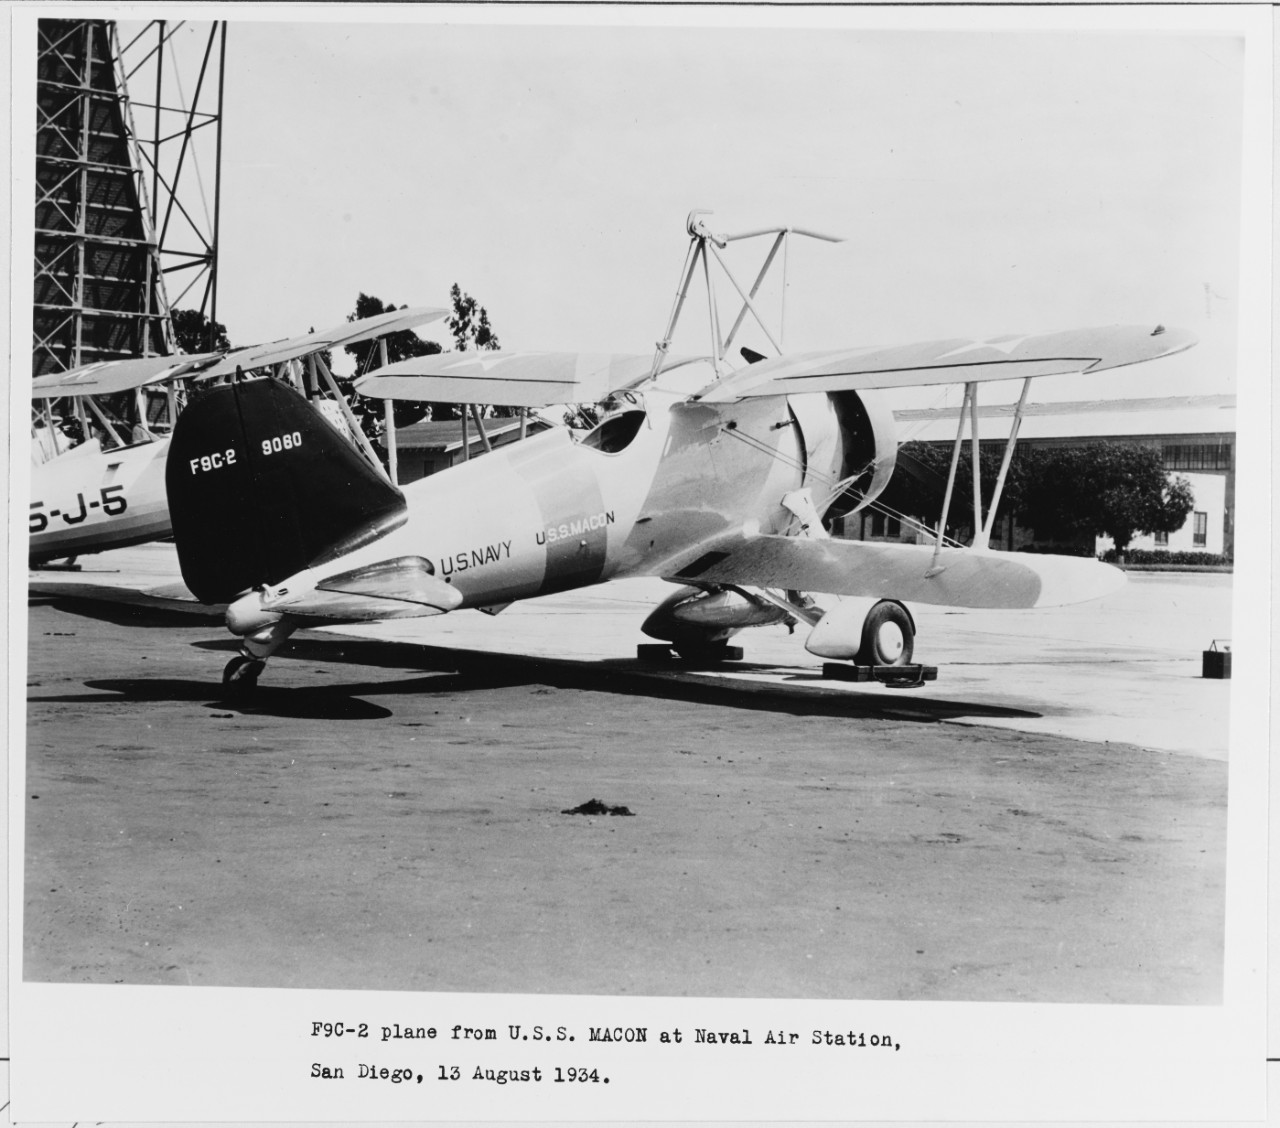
[33,18,225,377]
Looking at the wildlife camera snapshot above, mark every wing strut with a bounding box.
[84,395,126,449]
[376,338,400,486]
[931,374,1035,563]
[974,376,1033,550]
[34,400,62,457]
[308,351,393,485]
[929,383,973,574]
[970,380,982,548]
[470,403,493,453]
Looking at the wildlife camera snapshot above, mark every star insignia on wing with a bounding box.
[936,335,1032,360]
[443,353,506,373]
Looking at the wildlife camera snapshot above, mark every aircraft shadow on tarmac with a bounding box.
[30,594,1039,722]
[34,679,398,721]
[34,593,225,627]
[181,634,1044,724]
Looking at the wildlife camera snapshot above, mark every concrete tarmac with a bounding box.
[24,546,1228,1002]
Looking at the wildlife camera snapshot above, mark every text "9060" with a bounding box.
[188,432,302,474]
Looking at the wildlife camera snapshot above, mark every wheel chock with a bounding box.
[636,643,744,665]
[637,643,676,662]
[822,662,937,687]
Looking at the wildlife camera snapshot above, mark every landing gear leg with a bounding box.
[221,618,295,700]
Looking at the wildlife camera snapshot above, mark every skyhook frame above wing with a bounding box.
[695,324,1196,402]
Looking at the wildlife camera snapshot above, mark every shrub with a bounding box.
[1099,548,1232,566]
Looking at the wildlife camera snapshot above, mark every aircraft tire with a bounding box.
[857,601,914,666]
[222,655,265,699]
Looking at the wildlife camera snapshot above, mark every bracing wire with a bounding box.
[717,419,969,550]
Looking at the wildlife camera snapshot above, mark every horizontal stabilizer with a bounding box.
[313,556,463,614]
[697,324,1196,402]
[275,592,452,622]
[354,350,678,406]
[665,535,1125,609]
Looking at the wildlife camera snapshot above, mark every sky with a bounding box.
[98,11,1255,406]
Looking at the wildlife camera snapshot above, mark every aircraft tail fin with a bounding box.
[166,377,405,604]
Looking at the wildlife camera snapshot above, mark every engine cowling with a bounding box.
[787,389,897,527]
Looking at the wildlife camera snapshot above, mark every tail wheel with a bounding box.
[857,601,914,666]
[222,655,265,699]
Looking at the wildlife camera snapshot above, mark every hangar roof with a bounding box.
[892,394,1235,443]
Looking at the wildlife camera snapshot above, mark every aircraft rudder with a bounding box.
[166,376,405,603]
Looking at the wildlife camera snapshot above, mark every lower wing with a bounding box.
[663,534,1124,609]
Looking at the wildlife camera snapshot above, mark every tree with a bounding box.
[878,440,1028,541]
[446,283,500,352]
[442,283,519,419]
[334,286,508,443]
[172,308,230,354]
[1018,443,1194,555]
[878,440,1193,555]
[345,292,442,375]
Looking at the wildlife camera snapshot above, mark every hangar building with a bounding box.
[385,416,553,485]
[851,394,1235,558]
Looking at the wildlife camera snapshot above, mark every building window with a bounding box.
[887,515,901,537]
[870,512,885,537]
[1153,530,1168,547]
[1162,443,1232,471]
[1193,511,1208,548]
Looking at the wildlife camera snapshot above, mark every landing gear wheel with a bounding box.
[222,655,265,699]
[857,601,914,666]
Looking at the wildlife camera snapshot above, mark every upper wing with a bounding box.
[353,350,664,407]
[31,353,222,399]
[696,324,1196,403]
[195,305,447,380]
[663,533,1124,609]
[30,307,448,398]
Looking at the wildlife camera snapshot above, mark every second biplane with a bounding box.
[29,306,445,565]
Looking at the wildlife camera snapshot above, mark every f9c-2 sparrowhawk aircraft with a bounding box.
[161,214,1196,694]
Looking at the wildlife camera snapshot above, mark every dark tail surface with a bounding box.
[166,377,405,603]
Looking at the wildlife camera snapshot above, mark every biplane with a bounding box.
[28,307,445,565]
[159,213,1196,694]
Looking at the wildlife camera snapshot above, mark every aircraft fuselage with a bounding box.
[327,388,820,610]
[29,437,172,564]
